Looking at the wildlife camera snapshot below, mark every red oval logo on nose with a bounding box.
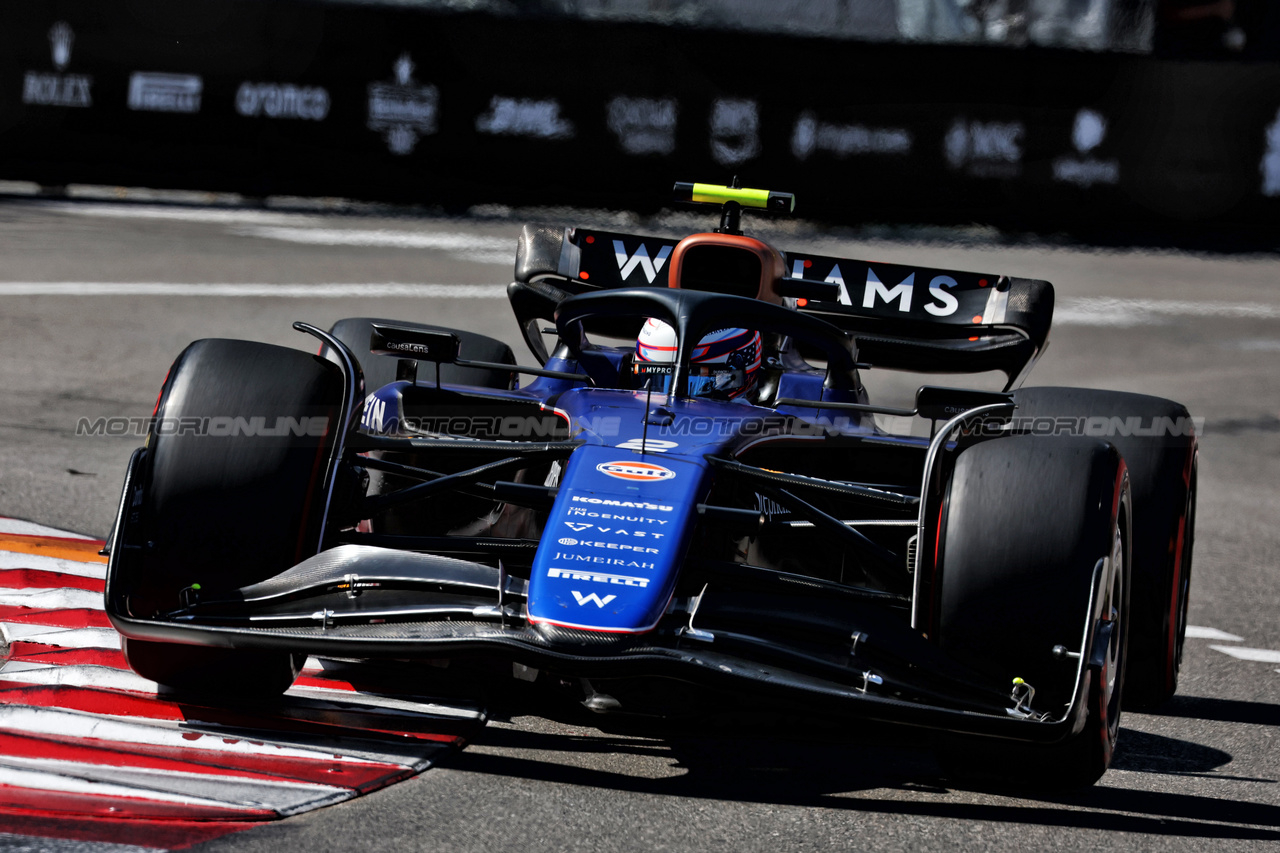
[596,461,677,482]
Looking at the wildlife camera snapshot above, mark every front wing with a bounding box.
[104,446,1104,745]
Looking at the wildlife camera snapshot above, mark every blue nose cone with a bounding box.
[527,445,711,633]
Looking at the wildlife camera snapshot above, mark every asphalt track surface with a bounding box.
[1,194,1279,851]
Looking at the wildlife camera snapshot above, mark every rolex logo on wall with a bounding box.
[23,21,93,108]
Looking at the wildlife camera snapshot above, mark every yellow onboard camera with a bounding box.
[672,180,795,234]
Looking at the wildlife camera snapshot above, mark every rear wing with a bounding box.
[512,225,1054,389]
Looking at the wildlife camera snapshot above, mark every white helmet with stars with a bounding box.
[635,318,761,400]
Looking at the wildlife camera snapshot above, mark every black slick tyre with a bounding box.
[1013,387,1197,708]
[123,339,342,699]
[933,435,1131,789]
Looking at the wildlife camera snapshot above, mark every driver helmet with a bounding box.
[635,318,761,400]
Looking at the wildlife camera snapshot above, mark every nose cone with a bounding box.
[527,445,710,634]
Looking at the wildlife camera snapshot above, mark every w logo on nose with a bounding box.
[571,590,617,608]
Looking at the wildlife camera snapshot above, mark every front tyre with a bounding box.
[123,339,342,699]
[1013,388,1197,708]
[933,435,1131,789]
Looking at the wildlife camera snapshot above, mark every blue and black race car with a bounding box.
[103,183,1198,788]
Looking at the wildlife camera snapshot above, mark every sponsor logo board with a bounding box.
[791,111,911,160]
[552,552,655,570]
[710,98,760,166]
[368,53,438,155]
[607,96,677,155]
[570,494,672,512]
[1262,108,1280,197]
[128,72,202,114]
[476,96,574,140]
[236,82,330,121]
[23,22,92,108]
[1052,109,1119,187]
[548,568,650,588]
[788,260,964,317]
[361,395,390,433]
[571,591,616,608]
[613,240,673,284]
[560,526,664,540]
[566,507,670,525]
[944,118,1024,178]
[555,540,660,554]
[596,461,676,483]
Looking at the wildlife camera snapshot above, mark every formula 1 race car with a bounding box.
[103,183,1198,788]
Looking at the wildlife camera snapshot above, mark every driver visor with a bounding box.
[635,363,745,397]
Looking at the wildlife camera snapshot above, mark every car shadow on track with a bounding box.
[1111,728,1252,778]
[442,713,1280,841]
[1140,694,1280,728]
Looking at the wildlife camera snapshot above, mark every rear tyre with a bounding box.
[934,435,1131,789]
[1013,388,1197,708]
[124,339,342,699]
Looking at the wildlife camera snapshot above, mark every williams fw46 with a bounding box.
[104,183,1197,788]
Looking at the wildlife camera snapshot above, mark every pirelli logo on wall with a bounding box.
[128,72,203,114]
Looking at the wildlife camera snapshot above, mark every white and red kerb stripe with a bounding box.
[0,516,485,850]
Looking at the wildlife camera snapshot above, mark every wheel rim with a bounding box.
[1174,466,1197,673]
[1101,522,1125,736]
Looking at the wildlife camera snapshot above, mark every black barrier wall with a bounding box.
[2,1,1279,239]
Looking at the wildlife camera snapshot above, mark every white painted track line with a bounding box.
[0,762,292,812]
[1055,297,1280,326]
[0,551,108,579]
[0,705,423,767]
[1209,645,1280,663]
[0,628,120,652]
[1186,625,1245,641]
[50,202,324,227]
[0,589,106,611]
[0,663,144,689]
[0,517,97,540]
[0,756,351,815]
[239,226,511,252]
